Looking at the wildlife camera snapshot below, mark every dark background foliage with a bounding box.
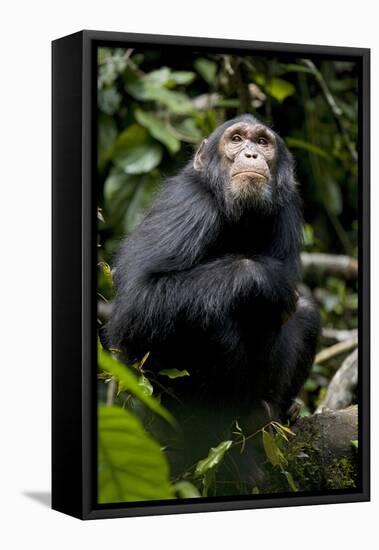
[96,46,359,502]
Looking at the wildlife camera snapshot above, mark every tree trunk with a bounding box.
[267,406,358,492]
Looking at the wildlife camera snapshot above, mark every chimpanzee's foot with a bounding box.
[285,400,301,424]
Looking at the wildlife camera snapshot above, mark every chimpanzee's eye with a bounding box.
[231,134,243,143]
[257,137,268,146]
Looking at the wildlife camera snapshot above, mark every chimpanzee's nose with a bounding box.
[244,150,258,159]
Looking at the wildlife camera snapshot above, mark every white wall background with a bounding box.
[0,1,377,548]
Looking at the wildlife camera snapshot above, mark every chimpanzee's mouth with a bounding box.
[232,170,267,180]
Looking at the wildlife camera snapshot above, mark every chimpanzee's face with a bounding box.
[193,116,289,215]
[218,121,277,201]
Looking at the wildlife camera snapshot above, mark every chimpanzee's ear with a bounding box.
[193,138,208,171]
[275,136,297,196]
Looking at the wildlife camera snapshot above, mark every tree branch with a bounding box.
[301,59,358,162]
[301,252,358,284]
[316,349,358,413]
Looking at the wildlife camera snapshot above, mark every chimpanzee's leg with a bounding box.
[267,296,321,419]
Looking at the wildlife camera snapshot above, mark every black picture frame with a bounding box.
[52,30,370,520]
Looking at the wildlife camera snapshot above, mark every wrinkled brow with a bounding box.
[223,122,275,141]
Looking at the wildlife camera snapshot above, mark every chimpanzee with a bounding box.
[106,114,320,483]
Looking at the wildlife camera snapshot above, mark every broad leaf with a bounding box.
[98,114,118,171]
[122,173,160,234]
[194,58,217,85]
[103,170,159,233]
[173,481,201,498]
[324,177,343,215]
[98,87,122,115]
[255,75,295,102]
[135,109,180,153]
[98,345,174,425]
[98,261,113,287]
[103,172,140,226]
[265,78,295,102]
[115,144,162,175]
[138,374,153,396]
[145,87,194,114]
[262,429,285,467]
[158,369,190,379]
[111,124,149,159]
[146,67,172,86]
[170,71,196,85]
[126,73,194,114]
[194,440,232,477]
[98,405,174,503]
[282,470,298,492]
[172,117,202,140]
[104,171,133,205]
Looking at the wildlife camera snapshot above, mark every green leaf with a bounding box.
[111,124,149,159]
[98,345,174,425]
[282,470,298,492]
[104,172,132,206]
[138,374,153,396]
[262,429,285,467]
[172,117,203,140]
[98,405,174,503]
[124,68,171,100]
[125,77,150,100]
[130,67,194,89]
[266,78,295,102]
[158,369,190,379]
[281,63,313,74]
[285,137,332,160]
[115,144,163,174]
[135,109,180,153]
[126,73,194,114]
[146,67,172,86]
[103,169,159,232]
[146,87,194,114]
[98,261,113,287]
[103,171,140,227]
[170,71,196,85]
[324,178,343,215]
[323,292,340,313]
[122,173,160,234]
[302,223,315,248]
[271,421,296,438]
[194,440,232,477]
[98,87,122,115]
[304,378,318,393]
[351,439,358,449]
[98,47,128,88]
[194,58,217,85]
[173,481,201,498]
[98,114,118,171]
[255,75,295,102]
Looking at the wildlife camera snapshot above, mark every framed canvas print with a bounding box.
[52,30,370,520]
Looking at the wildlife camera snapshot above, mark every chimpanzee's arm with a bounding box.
[108,178,300,347]
[151,198,302,325]
[111,253,297,350]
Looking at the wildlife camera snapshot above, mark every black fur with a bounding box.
[106,115,320,463]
